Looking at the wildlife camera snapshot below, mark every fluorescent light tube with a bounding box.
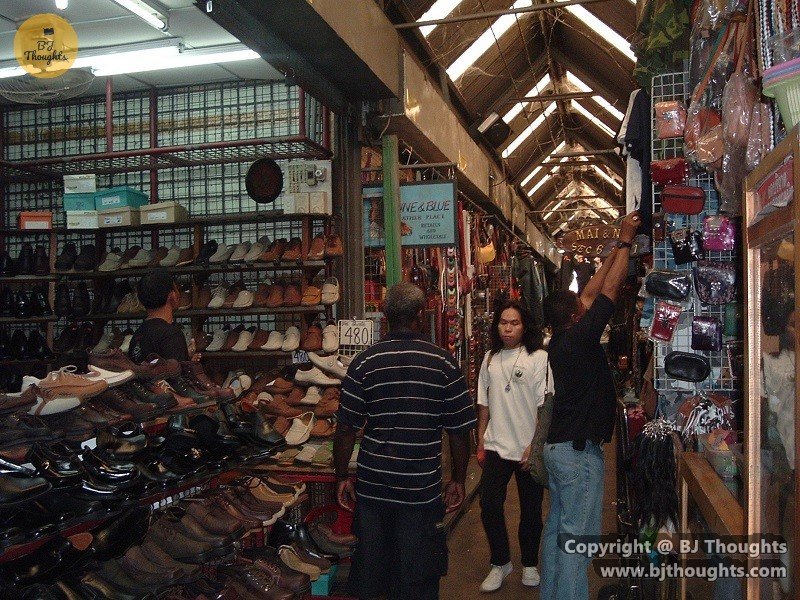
[92,44,259,76]
[111,0,168,31]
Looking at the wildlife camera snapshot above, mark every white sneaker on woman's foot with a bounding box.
[480,563,512,592]
[521,566,540,587]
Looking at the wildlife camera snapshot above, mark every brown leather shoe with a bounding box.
[284,387,305,406]
[194,286,212,310]
[223,325,245,351]
[37,367,108,400]
[280,238,303,262]
[182,361,235,401]
[271,415,291,436]
[324,234,343,257]
[119,245,142,267]
[0,386,37,414]
[261,394,303,418]
[185,499,244,537]
[251,555,311,594]
[208,494,262,531]
[175,246,195,266]
[148,247,169,267]
[283,283,302,307]
[223,281,246,309]
[258,239,287,262]
[306,233,326,260]
[248,328,271,350]
[222,565,295,600]
[300,283,321,306]
[97,388,162,420]
[151,380,197,410]
[264,283,284,308]
[254,283,270,308]
[259,375,294,395]
[300,324,323,352]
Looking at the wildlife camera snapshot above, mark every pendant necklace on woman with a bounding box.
[501,347,522,392]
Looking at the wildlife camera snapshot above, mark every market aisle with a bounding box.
[441,438,618,599]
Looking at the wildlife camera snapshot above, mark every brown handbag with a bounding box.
[661,185,705,215]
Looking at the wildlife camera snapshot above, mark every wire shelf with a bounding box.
[650,71,741,395]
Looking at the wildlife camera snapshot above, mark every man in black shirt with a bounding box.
[540,211,639,600]
[129,269,189,363]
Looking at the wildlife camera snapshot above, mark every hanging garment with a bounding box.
[632,0,692,89]
[624,89,653,236]
[619,89,644,216]
[513,255,545,330]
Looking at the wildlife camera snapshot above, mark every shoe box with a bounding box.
[140,201,189,225]
[93,186,148,211]
[98,207,141,228]
[67,210,100,230]
[18,211,53,230]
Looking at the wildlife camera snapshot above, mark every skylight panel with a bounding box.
[501,102,557,158]
[571,100,615,137]
[419,0,464,37]
[503,74,551,123]
[562,4,636,62]
[527,175,551,197]
[592,165,623,189]
[447,0,533,81]
[519,140,565,186]
[565,71,625,121]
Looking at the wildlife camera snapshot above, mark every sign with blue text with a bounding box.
[363,180,457,248]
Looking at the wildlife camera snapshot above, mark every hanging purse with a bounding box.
[691,316,723,351]
[661,185,705,214]
[669,228,705,265]
[528,363,552,488]
[654,101,688,139]
[650,301,683,342]
[650,158,689,185]
[723,302,742,337]
[645,270,692,300]
[477,222,496,264]
[701,214,736,251]
[665,351,712,382]
[693,261,737,305]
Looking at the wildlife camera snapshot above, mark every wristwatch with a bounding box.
[616,240,633,249]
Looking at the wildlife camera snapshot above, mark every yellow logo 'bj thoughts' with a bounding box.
[14,14,78,78]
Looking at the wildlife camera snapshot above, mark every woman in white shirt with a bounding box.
[477,299,551,593]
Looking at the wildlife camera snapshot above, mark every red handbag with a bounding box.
[650,158,689,185]
[661,185,705,214]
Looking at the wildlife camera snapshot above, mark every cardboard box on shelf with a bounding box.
[63,174,97,194]
[94,186,148,211]
[66,210,99,230]
[140,201,189,224]
[62,193,96,212]
[98,207,140,228]
[18,211,53,230]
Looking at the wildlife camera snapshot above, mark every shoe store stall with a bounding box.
[0,3,372,597]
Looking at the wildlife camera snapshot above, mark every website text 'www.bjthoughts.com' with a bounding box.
[595,561,788,583]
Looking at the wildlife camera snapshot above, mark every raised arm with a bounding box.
[580,211,639,307]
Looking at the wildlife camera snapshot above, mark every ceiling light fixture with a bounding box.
[111,0,169,32]
[447,0,533,81]
[419,0,464,37]
[55,0,69,9]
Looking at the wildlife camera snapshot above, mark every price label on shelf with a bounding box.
[292,350,309,364]
[339,319,374,348]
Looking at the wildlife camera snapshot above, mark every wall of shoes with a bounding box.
[0,79,360,597]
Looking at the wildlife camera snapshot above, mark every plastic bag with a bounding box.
[722,71,757,145]
[746,101,772,172]
[685,100,722,163]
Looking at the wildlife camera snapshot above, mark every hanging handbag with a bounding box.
[661,185,705,214]
[694,261,737,305]
[691,316,723,351]
[723,302,742,337]
[650,301,683,342]
[665,351,712,382]
[528,363,552,488]
[650,158,689,186]
[654,101,688,140]
[669,228,705,265]
[701,214,736,251]
[477,222,496,264]
[645,270,692,300]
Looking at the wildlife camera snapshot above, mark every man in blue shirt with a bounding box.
[334,282,475,600]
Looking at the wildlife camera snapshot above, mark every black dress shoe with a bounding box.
[54,243,77,271]
[25,329,53,361]
[54,283,71,318]
[29,490,108,525]
[195,240,218,265]
[1,532,93,584]
[267,519,338,561]
[72,283,91,318]
[0,472,51,506]
[13,290,32,319]
[0,251,15,278]
[73,245,97,272]
[32,285,53,316]
[53,322,79,353]
[0,286,13,316]
[16,243,34,276]
[0,330,11,360]
[28,441,83,487]
[33,245,50,276]
[91,505,151,560]
[74,322,95,352]
[96,421,148,458]
[102,280,131,314]
[10,329,27,359]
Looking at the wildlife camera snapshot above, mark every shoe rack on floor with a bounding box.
[0,79,336,379]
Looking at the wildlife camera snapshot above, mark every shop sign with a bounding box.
[363,181,457,248]
[755,156,793,212]
[14,14,78,78]
[561,225,621,256]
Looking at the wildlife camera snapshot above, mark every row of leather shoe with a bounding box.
[0,329,53,361]
[0,286,53,319]
[53,243,99,272]
[0,244,49,277]
[53,322,105,354]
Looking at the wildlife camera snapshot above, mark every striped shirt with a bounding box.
[337,331,475,506]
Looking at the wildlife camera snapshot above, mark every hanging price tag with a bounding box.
[338,319,373,347]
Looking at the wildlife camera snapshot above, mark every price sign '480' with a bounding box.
[339,320,374,348]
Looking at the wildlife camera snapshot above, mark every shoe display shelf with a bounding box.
[54,260,329,280]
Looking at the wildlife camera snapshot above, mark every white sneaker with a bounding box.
[521,566,540,587]
[229,242,251,262]
[480,563,512,592]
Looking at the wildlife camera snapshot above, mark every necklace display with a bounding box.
[500,347,523,392]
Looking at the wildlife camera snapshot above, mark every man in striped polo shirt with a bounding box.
[334,282,475,600]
